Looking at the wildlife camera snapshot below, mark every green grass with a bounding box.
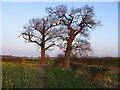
[2,62,42,88]
[44,66,98,88]
[3,62,97,88]
[2,58,118,88]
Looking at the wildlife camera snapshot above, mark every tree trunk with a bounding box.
[63,39,73,69]
[41,43,45,65]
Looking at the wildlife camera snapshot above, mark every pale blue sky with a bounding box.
[1,2,118,57]
[1,0,119,2]
[0,2,2,55]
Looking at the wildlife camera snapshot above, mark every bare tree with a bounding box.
[20,17,58,65]
[46,5,101,69]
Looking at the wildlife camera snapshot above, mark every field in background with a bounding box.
[1,55,119,88]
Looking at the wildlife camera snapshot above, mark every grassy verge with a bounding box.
[2,62,42,88]
[44,66,98,88]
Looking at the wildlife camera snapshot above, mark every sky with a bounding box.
[118,2,120,57]
[1,0,119,2]
[0,3,2,55]
[1,2,118,57]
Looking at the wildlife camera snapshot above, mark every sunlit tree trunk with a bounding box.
[63,38,73,69]
[41,42,45,65]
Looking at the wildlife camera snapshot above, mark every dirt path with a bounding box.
[22,63,45,88]
[35,67,45,88]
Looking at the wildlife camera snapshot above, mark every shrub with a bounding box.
[87,66,114,87]
[53,54,65,67]
[88,66,110,75]
[70,63,82,73]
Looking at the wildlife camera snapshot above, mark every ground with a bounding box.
[2,57,119,88]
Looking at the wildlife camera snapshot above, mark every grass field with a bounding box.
[2,62,97,88]
[44,66,97,88]
[2,56,119,88]
[2,62,43,88]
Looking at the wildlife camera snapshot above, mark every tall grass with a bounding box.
[2,62,41,88]
[44,66,97,88]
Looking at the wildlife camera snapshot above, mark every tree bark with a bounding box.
[63,38,73,69]
[41,42,45,65]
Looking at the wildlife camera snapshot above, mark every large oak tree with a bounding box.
[20,17,58,65]
[46,5,101,69]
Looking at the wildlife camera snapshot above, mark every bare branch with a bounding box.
[46,4,101,58]
[21,32,41,46]
[20,16,59,58]
[45,43,56,50]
